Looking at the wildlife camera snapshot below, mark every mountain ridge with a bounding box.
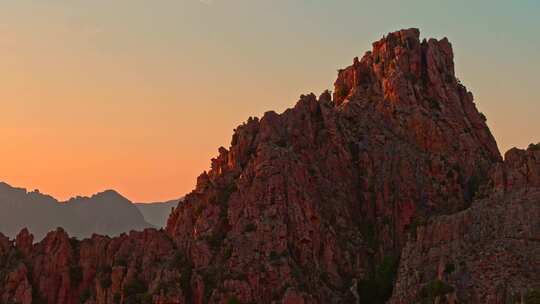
[135,199,182,228]
[0,28,538,304]
[0,182,178,240]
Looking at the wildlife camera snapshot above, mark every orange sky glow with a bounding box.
[1,1,538,202]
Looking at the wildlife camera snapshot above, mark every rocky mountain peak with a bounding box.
[163,29,506,303]
[333,28,455,106]
[0,29,537,304]
[90,189,130,203]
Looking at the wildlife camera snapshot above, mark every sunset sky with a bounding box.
[1,0,538,202]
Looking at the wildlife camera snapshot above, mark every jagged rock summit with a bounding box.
[0,28,538,304]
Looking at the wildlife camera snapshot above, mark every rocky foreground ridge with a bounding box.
[0,29,538,304]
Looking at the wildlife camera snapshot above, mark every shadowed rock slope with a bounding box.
[390,144,540,304]
[0,29,538,304]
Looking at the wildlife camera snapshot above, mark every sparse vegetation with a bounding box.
[4,249,23,272]
[32,286,45,304]
[155,252,191,295]
[244,223,257,233]
[444,262,455,275]
[0,249,25,284]
[69,237,80,250]
[98,266,112,289]
[528,143,540,151]
[479,112,487,121]
[202,267,220,301]
[217,183,238,204]
[466,175,482,202]
[319,271,331,284]
[358,254,400,304]
[334,85,349,100]
[206,230,227,249]
[100,275,112,289]
[123,277,147,295]
[275,137,288,148]
[359,222,377,249]
[418,279,454,303]
[269,251,280,261]
[428,98,442,111]
[168,251,184,268]
[113,293,121,304]
[223,246,233,260]
[113,256,128,267]
[194,204,205,217]
[291,263,302,281]
[227,296,242,304]
[79,289,92,304]
[525,289,540,304]
[123,277,151,304]
[70,265,83,286]
[180,262,193,293]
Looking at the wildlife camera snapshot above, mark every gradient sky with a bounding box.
[1,0,538,202]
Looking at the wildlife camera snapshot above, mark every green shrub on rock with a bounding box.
[526,289,540,304]
[418,280,454,303]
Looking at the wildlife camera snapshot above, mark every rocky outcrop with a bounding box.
[390,189,540,304]
[165,28,501,303]
[490,144,540,193]
[0,28,537,304]
[390,144,540,303]
[0,228,187,304]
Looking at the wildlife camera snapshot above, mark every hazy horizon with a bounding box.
[0,181,180,205]
[1,0,538,202]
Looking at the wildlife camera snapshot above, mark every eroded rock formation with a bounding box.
[390,144,540,303]
[0,28,537,304]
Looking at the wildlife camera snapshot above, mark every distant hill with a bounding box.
[135,199,181,228]
[0,182,156,240]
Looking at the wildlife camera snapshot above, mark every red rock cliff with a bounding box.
[1,29,537,304]
[165,28,502,303]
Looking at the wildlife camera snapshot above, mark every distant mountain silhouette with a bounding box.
[135,199,181,228]
[0,182,177,240]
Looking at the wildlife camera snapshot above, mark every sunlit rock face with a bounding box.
[165,28,502,303]
[0,29,538,304]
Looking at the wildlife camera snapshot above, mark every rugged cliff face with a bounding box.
[165,28,500,303]
[390,144,540,304]
[0,28,537,304]
[0,228,186,304]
